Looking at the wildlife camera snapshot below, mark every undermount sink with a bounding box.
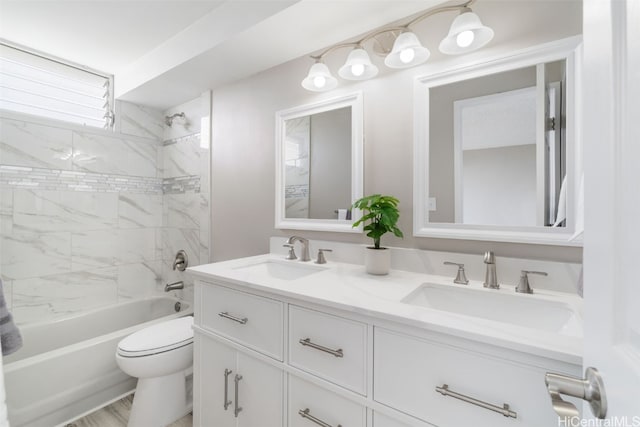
[402,283,582,337]
[232,260,324,281]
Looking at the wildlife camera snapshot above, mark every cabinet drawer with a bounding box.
[373,412,413,427]
[374,327,581,427]
[289,375,366,427]
[200,283,284,360]
[289,305,367,395]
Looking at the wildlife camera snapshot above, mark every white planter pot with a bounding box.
[365,247,390,275]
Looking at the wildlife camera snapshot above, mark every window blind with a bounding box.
[0,43,113,129]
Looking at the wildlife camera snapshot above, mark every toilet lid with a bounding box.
[117,316,194,357]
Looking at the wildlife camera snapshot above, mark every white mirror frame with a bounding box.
[275,91,364,233]
[413,36,583,246]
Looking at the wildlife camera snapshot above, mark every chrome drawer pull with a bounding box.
[299,338,343,358]
[218,311,248,324]
[234,374,243,417]
[223,368,232,410]
[436,384,517,418]
[298,408,342,427]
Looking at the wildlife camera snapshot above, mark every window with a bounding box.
[0,42,113,128]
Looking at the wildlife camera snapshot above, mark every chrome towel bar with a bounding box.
[435,384,517,418]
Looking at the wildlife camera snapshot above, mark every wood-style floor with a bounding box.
[66,395,192,427]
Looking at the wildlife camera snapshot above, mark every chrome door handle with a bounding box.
[299,338,343,358]
[298,408,342,427]
[435,384,517,418]
[223,369,232,410]
[234,374,243,417]
[219,311,248,324]
[545,367,607,420]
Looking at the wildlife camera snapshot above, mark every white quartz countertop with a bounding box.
[188,254,583,365]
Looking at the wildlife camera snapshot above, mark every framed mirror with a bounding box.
[275,92,363,232]
[413,37,582,245]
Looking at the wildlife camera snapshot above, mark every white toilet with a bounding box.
[116,316,194,427]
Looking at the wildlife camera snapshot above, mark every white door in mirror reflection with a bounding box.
[448,79,565,227]
[454,86,538,226]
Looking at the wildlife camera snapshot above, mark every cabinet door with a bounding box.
[195,335,237,427]
[236,352,284,427]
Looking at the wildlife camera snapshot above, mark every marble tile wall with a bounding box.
[115,101,164,141]
[0,105,166,324]
[161,131,210,305]
[0,94,211,325]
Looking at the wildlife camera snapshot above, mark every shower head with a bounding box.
[164,112,186,127]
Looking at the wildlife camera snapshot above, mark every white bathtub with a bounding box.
[3,296,192,427]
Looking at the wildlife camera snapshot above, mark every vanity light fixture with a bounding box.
[301,0,494,92]
[301,61,338,92]
[439,7,494,54]
[385,31,431,69]
[338,47,379,80]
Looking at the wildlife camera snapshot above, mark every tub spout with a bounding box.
[165,281,184,292]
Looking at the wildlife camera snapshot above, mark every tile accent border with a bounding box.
[163,175,201,194]
[0,165,163,194]
[0,165,201,195]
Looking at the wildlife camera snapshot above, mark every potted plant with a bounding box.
[352,194,403,275]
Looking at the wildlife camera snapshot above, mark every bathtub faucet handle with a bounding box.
[165,281,184,292]
[173,250,188,271]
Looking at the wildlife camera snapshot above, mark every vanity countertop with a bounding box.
[188,254,582,365]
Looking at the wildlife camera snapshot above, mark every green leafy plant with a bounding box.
[352,194,403,249]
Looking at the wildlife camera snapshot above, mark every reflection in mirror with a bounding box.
[429,61,566,227]
[275,92,363,233]
[284,107,351,220]
[413,37,582,245]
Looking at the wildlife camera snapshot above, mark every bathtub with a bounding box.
[3,296,192,427]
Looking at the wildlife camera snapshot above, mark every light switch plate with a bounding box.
[428,197,437,211]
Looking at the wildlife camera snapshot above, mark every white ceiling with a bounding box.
[0,0,226,73]
[0,0,582,110]
[0,0,450,109]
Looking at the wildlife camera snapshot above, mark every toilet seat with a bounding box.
[117,316,193,358]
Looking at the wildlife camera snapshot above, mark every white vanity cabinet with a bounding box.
[193,282,285,427]
[192,274,581,427]
[194,333,284,427]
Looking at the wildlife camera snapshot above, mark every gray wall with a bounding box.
[210,1,582,263]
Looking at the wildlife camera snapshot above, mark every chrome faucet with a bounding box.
[443,261,469,285]
[286,236,310,261]
[516,270,548,294]
[165,281,184,292]
[483,251,499,289]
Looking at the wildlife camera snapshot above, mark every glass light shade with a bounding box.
[384,31,430,69]
[338,48,379,80]
[301,62,338,92]
[439,10,494,55]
